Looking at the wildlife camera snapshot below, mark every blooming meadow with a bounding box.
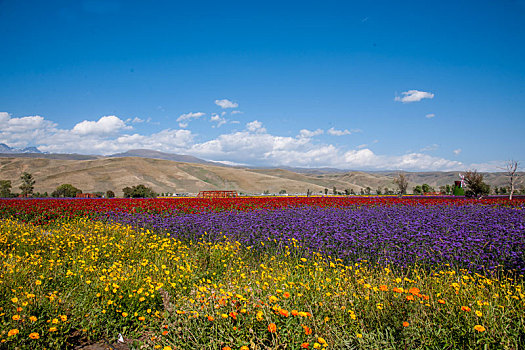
[0,197,524,349]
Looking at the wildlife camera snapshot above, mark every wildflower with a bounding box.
[8,329,19,337]
[11,297,18,303]
[461,306,471,312]
[379,285,388,291]
[60,315,67,322]
[229,312,237,320]
[52,318,59,324]
[475,310,482,317]
[256,311,263,321]
[240,346,249,350]
[222,347,231,350]
[313,343,321,349]
[268,323,277,333]
[207,315,214,321]
[29,316,37,322]
[162,330,168,336]
[221,313,228,319]
[406,295,415,301]
[279,309,289,317]
[408,287,420,295]
[49,327,58,332]
[283,292,291,298]
[35,280,42,286]
[138,316,145,321]
[301,343,310,349]
[122,312,128,317]
[29,332,40,339]
[438,299,445,304]
[474,325,486,332]
[318,337,326,344]
[163,347,172,350]
[303,325,312,335]
[12,315,21,321]
[292,309,299,316]
[356,333,363,338]
[403,321,409,327]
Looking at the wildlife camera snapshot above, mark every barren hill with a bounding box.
[0,156,521,196]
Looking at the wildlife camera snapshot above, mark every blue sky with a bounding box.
[1,0,524,170]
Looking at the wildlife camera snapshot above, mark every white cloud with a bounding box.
[453,148,462,155]
[299,129,323,138]
[215,99,239,109]
[231,110,243,115]
[395,90,435,103]
[73,115,130,135]
[210,114,227,128]
[327,127,352,136]
[246,120,266,133]
[420,144,439,152]
[425,113,435,119]
[176,112,205,128]
[0,111,485,171]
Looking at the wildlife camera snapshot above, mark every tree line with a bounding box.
[0,172,158,198]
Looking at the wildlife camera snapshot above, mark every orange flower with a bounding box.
[162,330,169,336]
[279,309,289,317]
[301,343,310,348]
[207,315,214,321]
[12,315,21,321]
[403,321,409,327]
[461,306,471,312]
[408,287,420,295]
[406,295,415,301]
[138,316,145,321]
[303,325,313,335]
[28,332,40,339]
[438,299,445,304]
[7,329,19,337]
[379,285,388,291]
[268,323,277,333]
[474,325,486,332]
[283,292,291,298]
[240,346,249,350]
[393,287,403,293]
[291,309,299,316]
[229,311,237,320]
[222,347,231,350]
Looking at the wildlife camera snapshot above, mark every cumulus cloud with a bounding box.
[210,114,227,128]
[176,112,205,128]
[299,129,323,138]
[453,148,462,155]
[246,120,266,133]
[73,115,130,135]
[1,111,478,171]
[215,99,239,109]
[395,90,435,103]
[425,113,435,119]
[327,127,352,136]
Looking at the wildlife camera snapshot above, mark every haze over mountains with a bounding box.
[0,148,521,196]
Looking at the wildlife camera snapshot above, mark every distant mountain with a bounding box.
[0,143,43,154]
[108,149,221,166]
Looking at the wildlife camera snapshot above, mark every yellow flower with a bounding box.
[8,329,19,337]
[29,316,38,322]
[163,347,172,350]
[138,316,145,321]
[60,315,67,322]
[49,327,58,332]
[29,332,40,339]
[52,318,59,324]
[35,280,42,286]
[475,310,482,317]
[313,343,321,349]
[318,337,326,344]
[122,312,128,317]
[356,333,363,338]
[474,325,486,332]
[12,315,21,321]
[11,297,18,303]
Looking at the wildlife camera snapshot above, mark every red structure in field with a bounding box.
[197,190,238,198]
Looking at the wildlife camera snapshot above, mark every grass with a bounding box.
[0,218,524,349]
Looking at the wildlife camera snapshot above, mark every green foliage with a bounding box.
[453,185,465,196]
[122,184,157,198]
[1,180,12,198]
[413,185,422,195]
[51,184,82,198]
[464,170,490,199]
[422,183,433,193]
[376,187,382,195]
[106,190,115,198]
[279,189,287,194]
[19,172,35,196]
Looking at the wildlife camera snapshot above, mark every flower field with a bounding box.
[0,197,524,349]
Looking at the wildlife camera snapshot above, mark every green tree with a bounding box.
[413,185,423,195]
[106,190,115,198]
[365,187,371,195]
[332,186,337,195]
[376,187,382,195]
[463,170,490,199]
[324,188,328,195]
[19,172,35,196]
[0,180,12,198]
[422,183,433,194]
[122,185,157,198]
[279,189,287,194]
[52,184,82,198]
